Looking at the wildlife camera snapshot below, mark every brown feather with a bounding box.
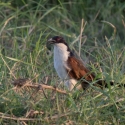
[67,56,116,89]
[67,56,95,89]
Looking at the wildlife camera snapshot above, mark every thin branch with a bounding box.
[0,112,73,122]
[12,78,68,95]
[24,84,68,95]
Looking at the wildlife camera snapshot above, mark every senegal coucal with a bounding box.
[46,36,115,91]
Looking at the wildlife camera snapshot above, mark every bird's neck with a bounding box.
[54,43,70,61]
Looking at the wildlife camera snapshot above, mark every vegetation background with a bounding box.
[0,0,125,124]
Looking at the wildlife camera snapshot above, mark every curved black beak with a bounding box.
[48,38,56,43]
[46,38,56,50]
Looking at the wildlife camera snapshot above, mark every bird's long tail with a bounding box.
[81,79,124,90]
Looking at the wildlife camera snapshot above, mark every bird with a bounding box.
[46,36,114,91]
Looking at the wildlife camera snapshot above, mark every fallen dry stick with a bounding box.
[0,112,73,122]
[12,78,68,95]
[26,84,68,95]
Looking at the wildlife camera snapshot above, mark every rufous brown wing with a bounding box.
[67,56,95,89]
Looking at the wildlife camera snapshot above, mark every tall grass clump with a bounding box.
[0,0,125,124]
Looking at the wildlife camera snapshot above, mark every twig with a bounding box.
[25,84,68,95]
[38,85,48,99]
[12,79,68,95]
[0,112,73,122]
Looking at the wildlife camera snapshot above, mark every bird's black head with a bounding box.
[47,36,66,44]
[46,36,74,56]
[46,36,67,50]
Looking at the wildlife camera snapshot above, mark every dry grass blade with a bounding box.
[0,16,15,35]
[0,111,76,122]
[79,19,87,56]
[25,110,44,118]
[0,54,16,79]
[101,20,116,41]
[122,19,125,29]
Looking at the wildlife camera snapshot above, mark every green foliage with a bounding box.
[0,0,125,124]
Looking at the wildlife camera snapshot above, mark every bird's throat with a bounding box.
[53,43,70,79]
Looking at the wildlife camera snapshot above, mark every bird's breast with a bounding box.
[54,59,68,79]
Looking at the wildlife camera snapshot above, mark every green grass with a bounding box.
[0,0,125,124]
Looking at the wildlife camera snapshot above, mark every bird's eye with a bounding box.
[57,37,61,41]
